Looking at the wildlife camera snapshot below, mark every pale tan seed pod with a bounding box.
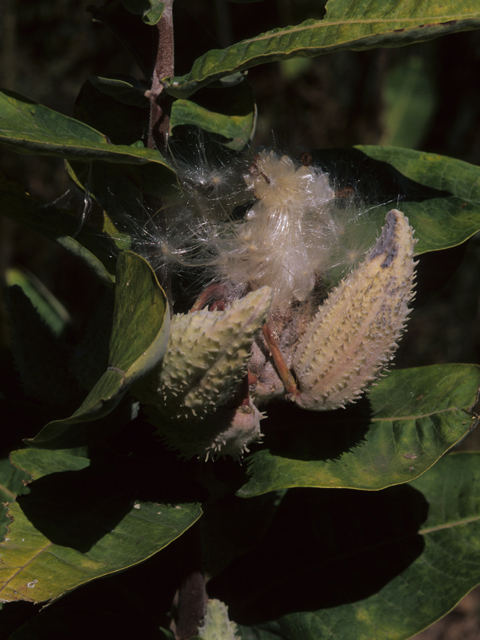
[197,599,240,640]
[292,209,416,411]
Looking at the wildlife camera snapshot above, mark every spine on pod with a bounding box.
[292,209,416,411]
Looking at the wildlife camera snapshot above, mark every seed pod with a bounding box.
[197,599,240,640]
[133,287,272,459]
[292,209,416,411]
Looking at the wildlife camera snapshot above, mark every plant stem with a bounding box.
[174,570,206,639]
[147,0,174,152]
[172,523,206,640]
[262,323,298,395]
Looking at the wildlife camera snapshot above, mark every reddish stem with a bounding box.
[171,520,206,640]
[262,324,298,396]
[174,570,206,640]
[147,0,174,151]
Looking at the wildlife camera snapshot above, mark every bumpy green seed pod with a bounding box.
[292,209,416,410]
[133,287,272,459]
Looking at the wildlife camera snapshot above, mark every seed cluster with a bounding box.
[133,149,417,460]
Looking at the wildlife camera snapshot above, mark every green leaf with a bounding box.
[107,253,169,379]
[170,81,256,151]
[0,89,174,184]
[88,76,150,108]
[206,454,480,639]
[0,449,202,604]
[307,146,480,257]
[5,269,71,337]
[26,252,170,449]
[164,2,480,97]
[0,459,30,540]
[0,459,30,502]
[11,449,90,479]
[358,146,480,254]
[238,364,480,497]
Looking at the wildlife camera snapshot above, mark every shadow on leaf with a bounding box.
[208,484,428,624]
[17,456,206,554]
[260,397,372,462]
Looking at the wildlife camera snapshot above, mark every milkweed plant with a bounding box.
[1,1,480,638]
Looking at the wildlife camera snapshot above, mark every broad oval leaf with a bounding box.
[358,146,480,254]
[206,453,480,639]
[26,252,170,449]
[164,2,480,97]
[0,449,202,604]
[0,89,175,184]
[237,364,480,497]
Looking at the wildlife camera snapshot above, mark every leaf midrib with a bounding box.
[371,407,470,422]
[239,13,480,46]
[0,537,53,595]
[420,515,480,535]
[0,484,16,501]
